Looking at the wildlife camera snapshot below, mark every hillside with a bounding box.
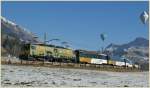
[1,16,40,56]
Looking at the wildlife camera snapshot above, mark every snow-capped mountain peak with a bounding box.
[1,16,17,26]
[1,16,33,35]
[1,16,40,43]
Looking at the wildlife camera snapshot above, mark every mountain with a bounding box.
[106,37,149,70]
[1,16,40,56]
[106,37,149,56]
[125,37,148,47]
[105,43,120,52]
[1,16,39,43]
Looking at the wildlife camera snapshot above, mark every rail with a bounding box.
[1,57,141,72]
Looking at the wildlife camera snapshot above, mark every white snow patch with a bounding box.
[1,16,17,26]
[1,65,149,87]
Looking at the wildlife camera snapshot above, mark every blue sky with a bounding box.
[2,1,149,50]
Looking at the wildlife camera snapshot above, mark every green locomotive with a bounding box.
[19,43,75,62]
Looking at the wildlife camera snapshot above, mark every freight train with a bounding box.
[19,43,138,68]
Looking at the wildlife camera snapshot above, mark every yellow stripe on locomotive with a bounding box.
[79,57,91,63]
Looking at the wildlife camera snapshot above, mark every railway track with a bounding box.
[1,59,141,72]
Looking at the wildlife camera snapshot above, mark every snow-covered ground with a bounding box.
[1,65,149,87]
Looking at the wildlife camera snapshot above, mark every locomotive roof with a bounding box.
[26,43,72,50]
[76,50,108,56]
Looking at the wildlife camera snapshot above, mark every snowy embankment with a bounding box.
[1,65,149,87]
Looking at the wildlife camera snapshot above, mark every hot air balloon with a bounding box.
[140,11,149,24]
[100,33,107,42]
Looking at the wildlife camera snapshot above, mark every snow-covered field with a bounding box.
[1,65,149,87]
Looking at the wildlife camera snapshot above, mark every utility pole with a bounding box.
[43,32,47,64]
[44,32,47,44]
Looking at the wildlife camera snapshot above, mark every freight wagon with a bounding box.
[111,56,133,67]
[74,50,134,67]
[75,50,110,65]
[91,54,107,65]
